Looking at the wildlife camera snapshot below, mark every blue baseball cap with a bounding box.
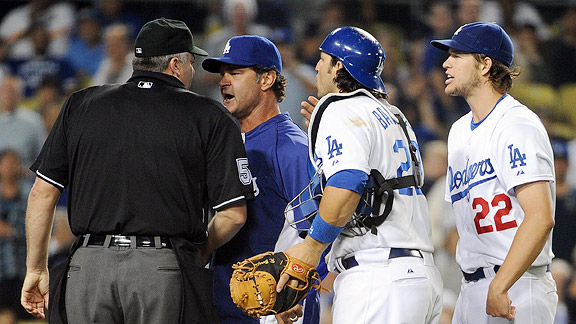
[202,35,282,73]
[430,22,514,67]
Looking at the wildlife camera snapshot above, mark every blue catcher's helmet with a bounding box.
[319,26,387,94]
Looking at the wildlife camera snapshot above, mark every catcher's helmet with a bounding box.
[319,26,387,94]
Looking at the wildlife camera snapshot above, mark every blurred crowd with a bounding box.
[0,0,575,323]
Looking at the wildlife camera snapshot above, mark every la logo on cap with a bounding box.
[454,24,467,36]
[223,40,231,55]
[136,48,143,54]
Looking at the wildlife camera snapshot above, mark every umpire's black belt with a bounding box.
[81,234,172,249]
[339,248,423,271]
[463,264,550,282]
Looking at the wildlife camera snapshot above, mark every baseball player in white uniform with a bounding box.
[279,26,443,324]
[431,22,558,323]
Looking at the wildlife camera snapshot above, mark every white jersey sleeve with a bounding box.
[491,112,555,193]
[314,98,372,178]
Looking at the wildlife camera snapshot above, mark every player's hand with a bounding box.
[275,303,304,323]
[300,96,319,128]
[276,241,324,293]
[486,284,515,320]
[21,270,50,319]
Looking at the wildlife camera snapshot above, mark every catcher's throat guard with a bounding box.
[285,163,399,236]
[229,252,322,318]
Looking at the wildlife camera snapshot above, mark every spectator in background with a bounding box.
[543,7,576,88]
[440,288,458,324]
[457,0,481,25]
[0,39,10,86]
[397,72,444,149]
[47,208,75,269]
[0,76,46,168]
[41,100,62,135]
[0,0,75,59]
[512,23,550,84]
[92,0,145,41]
[421,2,469,131]
[564,247,576,324]
[551,258,572,324]
[207,0,272,54]
[421,140,448,196]
[421,140,461,295]
[299,0,349,68]
[272,32,316,130]
[7,22,77,99]
[479,0,551,41]
[551,139,576,264]
[65,8,106,87]
[196,0,272,98]
[92,24,134,85]
[0,149,33,321]
[256,0,293,37]
[22,75,64,115]
[376,22,444,146]
[0,307,18,324]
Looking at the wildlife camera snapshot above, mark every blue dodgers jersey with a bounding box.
[212,113,319,324]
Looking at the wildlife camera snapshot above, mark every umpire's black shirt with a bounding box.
[31,71,254,242]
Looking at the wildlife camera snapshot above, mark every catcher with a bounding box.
[277,26,443,324]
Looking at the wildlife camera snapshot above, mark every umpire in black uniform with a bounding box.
[21,18,254,324]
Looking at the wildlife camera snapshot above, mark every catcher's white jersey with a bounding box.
[309,89,434,270]
[445,94,555,273]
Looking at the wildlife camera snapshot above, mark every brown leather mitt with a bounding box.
[229,251,321,318]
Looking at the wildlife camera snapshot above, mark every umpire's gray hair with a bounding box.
[132,52,190,73]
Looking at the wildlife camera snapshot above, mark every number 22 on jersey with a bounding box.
[473,193,518,234]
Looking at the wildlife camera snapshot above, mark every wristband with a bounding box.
[308,214,344,243]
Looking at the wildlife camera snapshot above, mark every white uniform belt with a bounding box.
[334,247,435,273]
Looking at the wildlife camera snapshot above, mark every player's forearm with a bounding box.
[203,201,247,262]
[490,181,554,293]
[318,186,361,227]
[285,186,360,267]
[26,179,61,272]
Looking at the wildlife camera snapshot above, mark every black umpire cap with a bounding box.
[134,17,208,57]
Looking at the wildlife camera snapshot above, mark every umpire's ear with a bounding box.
[165,56,181,78]
[259,69,277,91]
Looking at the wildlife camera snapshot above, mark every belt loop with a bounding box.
[484,266,497,278]
[334,257,346,274]
[154,236,162,249]
[103,235,112,248]
[82,234,90,247]
[130,235,137,249]
[384,247,392,260]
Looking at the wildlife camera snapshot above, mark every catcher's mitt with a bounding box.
[230,251,321,318]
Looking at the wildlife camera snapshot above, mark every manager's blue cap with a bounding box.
[431,22,514,67]
[202,35,282,73]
